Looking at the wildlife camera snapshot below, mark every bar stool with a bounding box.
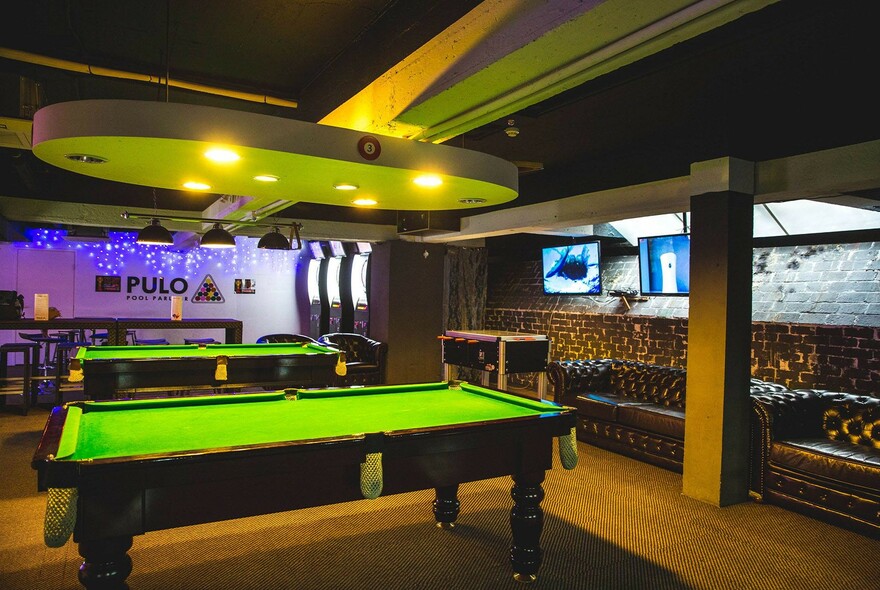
[184,338,219,345]
[137,338,170,345]
[91,329,136,345]
[19,332,66,375]
[51,330,80,343]
[0,342,40,415]
[89,330,110,345]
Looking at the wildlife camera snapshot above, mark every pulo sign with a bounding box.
[125,276,189,301]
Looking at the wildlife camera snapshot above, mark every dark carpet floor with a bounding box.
[2,405,878,590]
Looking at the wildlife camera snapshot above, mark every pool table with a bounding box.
[67,342,345,399]
[32,381,578,588]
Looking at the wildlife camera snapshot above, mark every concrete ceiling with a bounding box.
[0,0,878,245]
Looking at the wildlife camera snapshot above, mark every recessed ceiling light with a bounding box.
[183,181,212,191]
[204,148,240,163]
[254,174,279,182]
[64,154,107,164]
[334,182,359,191]
[459,198,487,204]
[413,174,442,187]
[352,198,377,206]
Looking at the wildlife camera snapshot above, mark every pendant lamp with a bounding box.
[137,218,174,245]
[257,226,290,250]
[200,223,236,248]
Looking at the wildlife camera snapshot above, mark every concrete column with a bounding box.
[682,157,754,506]
[369,240,447,384]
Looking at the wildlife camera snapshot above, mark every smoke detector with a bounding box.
[504,119,520,138]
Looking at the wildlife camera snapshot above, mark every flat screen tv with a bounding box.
[542,242,602,295]
[638,233,690,296]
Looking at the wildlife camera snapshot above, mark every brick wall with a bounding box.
[485,308,688,367]
[484,242,879,396]
[752,322,878,394]
[752,243,879,325]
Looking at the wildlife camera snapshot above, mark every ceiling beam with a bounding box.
[320,0,777,141]
[419,140,880,242]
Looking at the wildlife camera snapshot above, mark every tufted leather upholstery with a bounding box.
[256,333,318,344]
[546,359,611,403]
[750,388,880,538]
[817,391,880,448]
[608,360,686,407]
[547,359,688,472]
[548,359,686,406]
[317,332,388,386]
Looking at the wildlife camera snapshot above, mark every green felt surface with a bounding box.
[75,342,338,360]
[56,382,564,461]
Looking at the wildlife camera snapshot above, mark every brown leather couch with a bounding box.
[546,358,791,474]
[317,332,388,386]
[750,388,880,538]
[547,359,688,472]
[548,358,879,536]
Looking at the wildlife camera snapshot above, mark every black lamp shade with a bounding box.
[257,227,291,250]
[137,219,174,245]
[200,223,236,248]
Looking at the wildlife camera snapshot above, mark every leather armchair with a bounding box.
[317,332,388,386]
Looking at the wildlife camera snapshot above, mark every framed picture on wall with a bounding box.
[234,279,256,294]
[95,276,121,292]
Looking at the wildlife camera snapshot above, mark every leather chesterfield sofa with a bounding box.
[750,388,880,538]
[546,359,687,472]
[548,358,879,536]
[546,358,802,474]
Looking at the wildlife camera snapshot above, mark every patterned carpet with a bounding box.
[1,406,878,590]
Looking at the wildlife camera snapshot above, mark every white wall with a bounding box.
[17,249,76,317]
[0,247,17,292]
[0,233,309,345]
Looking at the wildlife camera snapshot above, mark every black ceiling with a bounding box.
[1,0,878,231]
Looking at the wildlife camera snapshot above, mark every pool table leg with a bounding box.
[77,536,133,589]
[509,470,546,583]
[433,484,460,528]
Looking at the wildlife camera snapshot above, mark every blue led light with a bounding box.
[14,228,295,275]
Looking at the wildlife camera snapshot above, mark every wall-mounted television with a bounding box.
[308,241,325,260]
[328,240,346,257]
[542,242,602,295]
[638,233,690,296]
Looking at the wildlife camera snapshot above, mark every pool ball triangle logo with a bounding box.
[192,274,225,304]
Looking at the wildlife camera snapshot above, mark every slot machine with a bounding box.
[349,241,371,336]
[307,241,327,339]
[325,240,347,333]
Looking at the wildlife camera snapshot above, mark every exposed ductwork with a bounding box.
[0,47,299,110]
